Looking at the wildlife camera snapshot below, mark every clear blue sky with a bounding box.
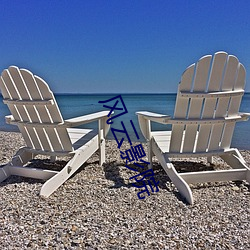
[1,0,250,93]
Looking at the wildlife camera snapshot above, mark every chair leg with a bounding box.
[40,154,81,197]
[147,140,153,169]
[221,149,250,183]
[40,143,98,197]
[0,165,11,182]
[207,156,213,164]
[0,147,35,182]
[0,147,34,182]
[50,156,57,162]
[221,149,249,169]
[247,170,250,183]
[164,162,194,205]
[152,141,193,204]
[11,147,34,166]
[99,118,108,166]
[99,137,105,166]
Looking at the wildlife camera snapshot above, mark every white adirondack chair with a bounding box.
[0,66,110,197]
[137,51,250,204]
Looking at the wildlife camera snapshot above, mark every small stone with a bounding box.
[72,239,81,244]
[71,225,78,231]
[232,186,240,191]
[109,239,116,244]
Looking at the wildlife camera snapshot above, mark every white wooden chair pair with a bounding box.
[0,51,249,203]
[0,66,111,197]
[137,51,250,204]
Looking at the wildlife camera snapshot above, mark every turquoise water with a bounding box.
[0,93,250,149]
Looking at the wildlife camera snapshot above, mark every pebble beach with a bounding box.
[0,131,249,249]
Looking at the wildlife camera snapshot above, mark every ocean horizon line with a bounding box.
[0,92,177,97]
[54,92,177,95]
[0,92,250,97]
[52,92,250,96]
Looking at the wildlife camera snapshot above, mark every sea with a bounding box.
[0,93,250,150]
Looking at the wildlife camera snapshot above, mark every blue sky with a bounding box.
[0,0,250,93]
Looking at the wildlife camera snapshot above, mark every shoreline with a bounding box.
[0,131,249,249]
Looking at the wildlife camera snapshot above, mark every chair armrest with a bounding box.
[136,111,171,124]
[5,115,15,124]
[64,111,110,127]
[239,112,250,121]
[136,111,171,140]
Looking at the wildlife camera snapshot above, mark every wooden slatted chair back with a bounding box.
[0,66,73,153]
[170,51,246,154]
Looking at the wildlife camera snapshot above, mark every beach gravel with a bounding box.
[0,131,249,249]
